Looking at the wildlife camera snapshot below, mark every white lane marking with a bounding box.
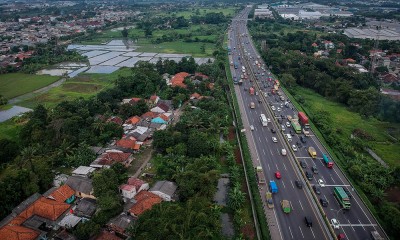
[275,163,278,170]
[348,219,355,232]
[283,162,287,171]
[273,202,285,240]
[263,149,266,156]
[298,200,304,211]
[270,149,274,156]
[259,136,261,143]
[358,219,365,230]
[330,174,335,183]
[282,181,286,189]
[268,164,270,171]
[310,228,316,239]
[290,180,294,189]
[298,226,304,238]
[288,226,294,239]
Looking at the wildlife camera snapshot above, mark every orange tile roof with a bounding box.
[28,197,70,221]
[141,111,158,119]
[159,114,169,121]
[133,144,141,150]
[116,138,136,149]
[127,178,146,191]
[191,93,201,99]
[96,231,123,240]
[0,225,40,240]
[129,191,161,217]
[47,184,75,203]
[171,72,189,88]
[125,116,141,125]
[100,152,131,164]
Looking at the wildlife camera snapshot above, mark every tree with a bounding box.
[228,186,246,210]
[121,27,129,38]
[0,139,19,164]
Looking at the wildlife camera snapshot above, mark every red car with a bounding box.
[337,233,345,240]
[275,171,281,179]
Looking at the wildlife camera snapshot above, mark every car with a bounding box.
[343,188,352,199]
[267,118,271,123]
[313,185,321,195]
[331,218,340,229]
[320,198,328,207]
[300,136,307,143]
[290,130,295,136]
[271,106,276,111]
[296,141,302,148]
[312,166,319,174]
[337,233,345,240]
[292,145,298,151]
[285,122,290,128]
[281,149,287,156]
[305,171,313,181]
[271,128,276,134]
[250,125,254,131]
[277,107,281,112]
[264,92,268,97]
[300,161,307,168]
[267,198,274,209]
[272,137,278,143]
[305,216,313,227]
[318,179,325,187]
[275,171,281,179]
[295,180,303,189]
[281,125,285,131]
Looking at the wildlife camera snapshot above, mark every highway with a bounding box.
[228,6,387,240]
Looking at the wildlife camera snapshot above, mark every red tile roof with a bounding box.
[125,116,141,125]
[116,138,136,150]
[191,93,201,99]
[159,114,169,121]
[47,184,75,203]
[96,231,123,240]
[107,116,123,126]
[141,111,158,119]
[120,184,135,191]
[171,72,189,88]
[129,191,161,217]
[127,178,146,191]
[0,225,40,240]
[100,152,131,165]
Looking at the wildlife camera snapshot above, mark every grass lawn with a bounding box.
[0,73,60,99]
[18,67,132,109]
[0,119,22,141]
[294,87,400,167]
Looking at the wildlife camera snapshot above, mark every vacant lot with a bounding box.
[0,73,60,99]
[295,87,400,167]
[18,67,132,108]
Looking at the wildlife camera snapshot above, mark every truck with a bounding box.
[256,166,265,184]
[308,147,317,158]
[298,112,310,129]
[291,119,302,134]
[322,154,334,168]
[249,87,254,95]
[370,231,384,240]
[333,187,351,209]
[269,181,278,193]
[281,200,291,213]
[266,191,274,209]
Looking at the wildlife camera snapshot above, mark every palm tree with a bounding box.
[228,186,246,210]
[20,145,38,172]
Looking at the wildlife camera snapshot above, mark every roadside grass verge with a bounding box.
[17,67,132,109]
[0,73,60,99]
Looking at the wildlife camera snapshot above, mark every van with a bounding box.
[305,216,313,227]
[250,102,255,109]
[286,134,292,142]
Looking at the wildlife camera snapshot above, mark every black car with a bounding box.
[313,185,321,195]
[290,130,295,136]
[305,171,313,181]
[343,188,352,199]
[300,136,307,144]
[271,128,276,134]
[320,198,328,207]
[300,161,307,168]
[295,180,303,189]
[305,216,313,227]
[311,166,319,174]
[296,141,302,148]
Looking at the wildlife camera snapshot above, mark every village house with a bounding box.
[120,178,149,200]
[66,175,95,199]
[72,166,96,178]
[150,180,178,202]
[73,198,97,219]
[106,213,135,238]
[128,191,162,218]
[90,150,133,168]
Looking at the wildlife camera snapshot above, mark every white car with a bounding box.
[331,218,340,229]
[271,106,276,111]
[277,107,281,112]
[286,122,291,128]
[318,179,325,187]
[292,145,298,151]
[281,125,285,131]
[250,125,254,131]
[272,137,278,143]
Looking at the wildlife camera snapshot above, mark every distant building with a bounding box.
[150,180,177,202]
[344,28,400,41]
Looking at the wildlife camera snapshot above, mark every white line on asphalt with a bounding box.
[283,162,287,171]
[299,200,304,211]
[268,164,270,171]
[348,219,355,232]
[275,163,278,170]
[282,181,286,189]
[263,149,266,156]
[270,149,274,156]
[290,180,294,189]
[288,226,294,239]
[358,219,366,230]
[310,228,316,239]
[258,136,261,143]
[330,174,335,183]
[298,226,304,238]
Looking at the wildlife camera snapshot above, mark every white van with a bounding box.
[286,134,292,142]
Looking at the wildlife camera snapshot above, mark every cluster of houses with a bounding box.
[0,71,213,239]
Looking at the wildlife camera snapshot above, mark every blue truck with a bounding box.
[269,181,278,193]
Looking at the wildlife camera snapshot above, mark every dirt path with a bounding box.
[131,147,154,178]
[8,77,66,104]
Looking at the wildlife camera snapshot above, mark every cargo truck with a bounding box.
[298,112,310,129]
[266,191,274,209]
[322,154,334,168]
[256,166,265,184]
[269,181,278,193]
[308,147,317,158]
[333,187,351,209]
[249,87,254,95]
[281,200,291,213]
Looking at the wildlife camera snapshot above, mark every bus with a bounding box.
[291,119,302,134]
[322,154,334,168]
[260,114,268,126]
[334,187,351,209]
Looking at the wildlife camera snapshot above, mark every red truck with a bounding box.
[249,87,254,95]
[298,112,310,129]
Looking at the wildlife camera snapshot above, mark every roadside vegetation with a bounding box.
[249,18,400,238]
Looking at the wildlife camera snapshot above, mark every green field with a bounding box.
[0,73,60,99]
[0,119,22,141]
[294,87,400,167]
[18,68,132,109]
[158,7,238,19]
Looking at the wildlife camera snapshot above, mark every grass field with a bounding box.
[294,87,400,167]
[0,73,60,99]
[18,67,132,109]
[157,7,238,19]
[0,119,22,141]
